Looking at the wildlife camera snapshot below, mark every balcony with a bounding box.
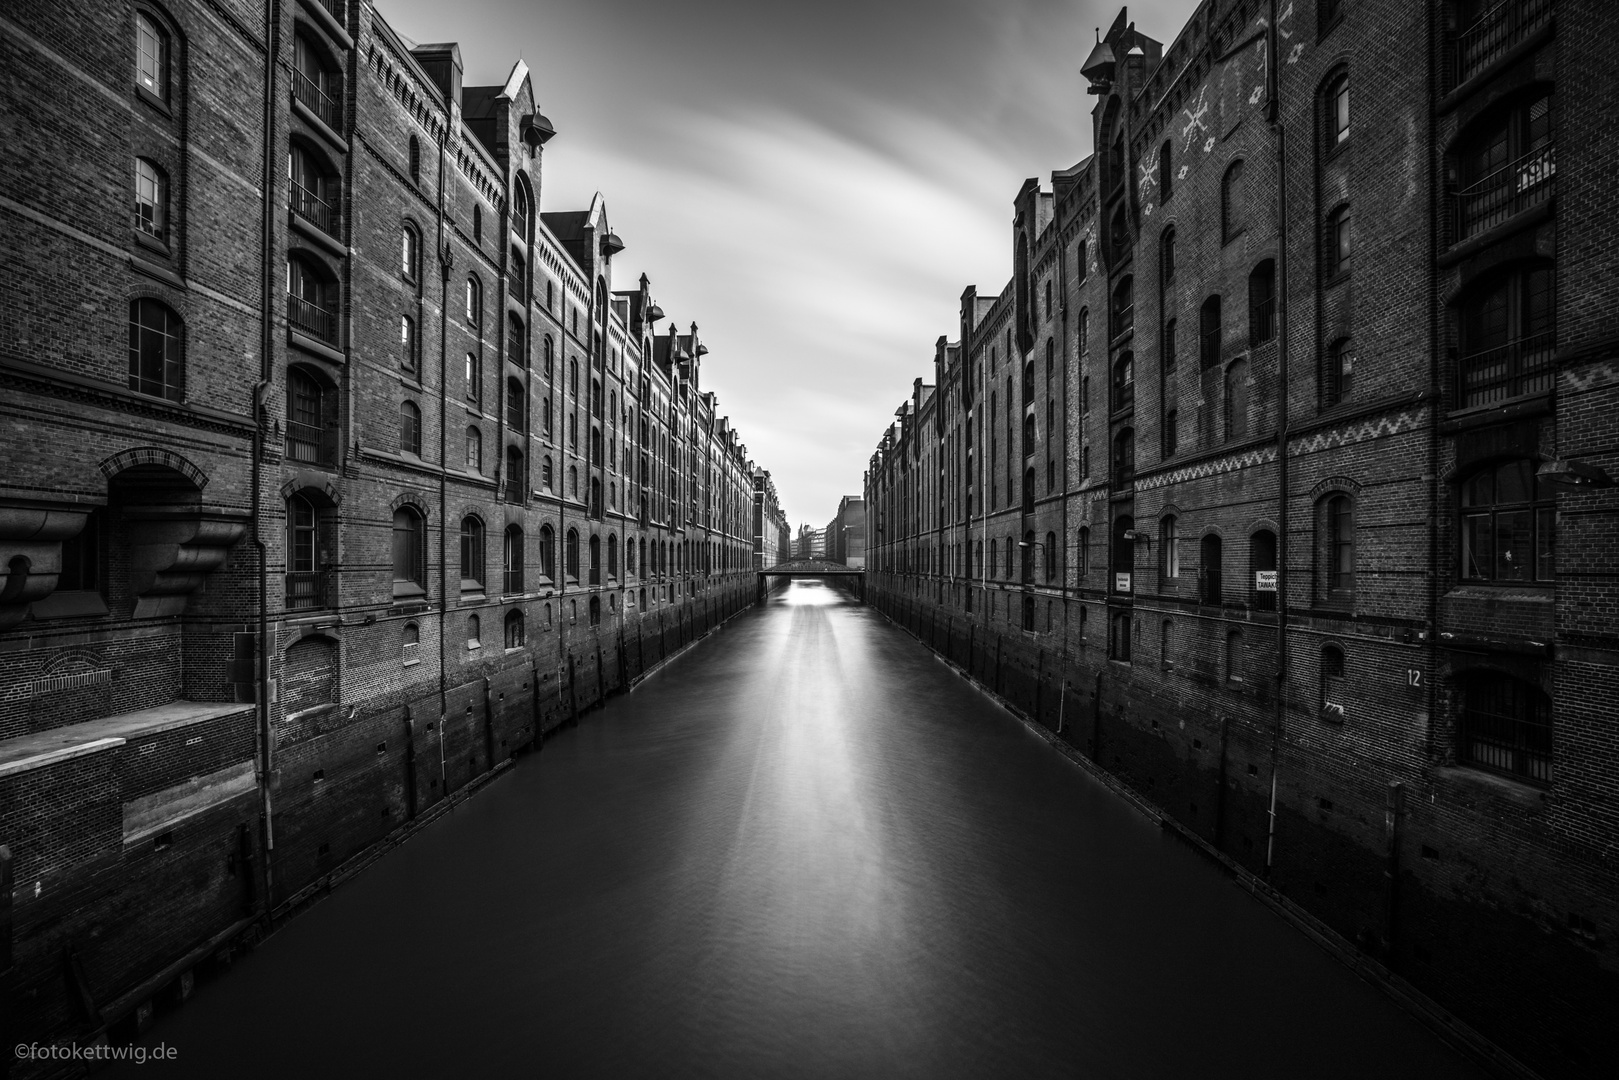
[288,294,338,345]
[1445,0,1553,92]
[290,179,339,237]
[286,570,331,611]
[1458,330,1555,407]
[292,69,342,133]
[285,419,337,466]
[1454,143,1554,241]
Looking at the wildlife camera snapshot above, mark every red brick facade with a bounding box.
[865,4,1616,1077]
[0,0,779,1064]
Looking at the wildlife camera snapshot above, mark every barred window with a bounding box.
[1460,671,1552,784]
[398,401,421,457]
[504,609,525,649]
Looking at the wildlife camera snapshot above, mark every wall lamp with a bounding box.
[1537,458,1615,489]
[1121,528,1152,548]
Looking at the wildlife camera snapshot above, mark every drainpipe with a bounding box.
[1263,0,1290,880]
[252,0,284,920]
[437,123,450,737]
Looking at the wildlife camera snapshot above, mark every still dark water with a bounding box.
[120,580,1484,1079]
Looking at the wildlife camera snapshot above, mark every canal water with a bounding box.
[119,580,1485,1079]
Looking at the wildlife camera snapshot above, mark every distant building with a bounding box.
[753,469,788,569]
[794,524,825,561]
[824,496,866,568]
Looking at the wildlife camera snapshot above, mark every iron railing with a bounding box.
[290,179,340,236]
[1445,0,1553,91]
[288,294,338,344]
[292,69,342,132]
[285,419,337,466]
[1454,143,1554,241]
[1463,678,1553,784]
[286,570,330,610]
[1458,329,1555,407]
[313,0,345,22]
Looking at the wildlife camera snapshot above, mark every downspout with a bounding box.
[1263,0,1289,880]
[253,0,283,920]
[436,127,449,726]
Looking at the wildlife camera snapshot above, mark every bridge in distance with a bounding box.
[756,560,864,600]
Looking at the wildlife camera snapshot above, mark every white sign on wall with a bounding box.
[1115,572,1132,593]
[1254,570,1278,592]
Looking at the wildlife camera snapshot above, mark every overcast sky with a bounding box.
[380,0,1200,529]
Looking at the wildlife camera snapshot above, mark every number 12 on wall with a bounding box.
[1407,668,1423,688]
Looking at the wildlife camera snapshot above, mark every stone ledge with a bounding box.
[0,701,252,779]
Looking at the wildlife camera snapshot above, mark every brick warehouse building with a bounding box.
[865,2,1615,1076]
[0,0,787,1058]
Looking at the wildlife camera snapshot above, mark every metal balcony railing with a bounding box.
[290,179,340,236]
[286,570,330,610]
[1445,0,1553,91]
[1458,329,1556,407]
[293,69,342,132]
[1455,143,1554,241]
[314,0,345,22]
[288,294,338,344]
[285,419,337,466]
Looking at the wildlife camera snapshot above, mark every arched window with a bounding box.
[135,12,170,101]
[1251,528,1278,611]
[1201,534,1224,604]
[293,35,341,131]
[542,336,554,381]
[464,425,482,472]
[1077,527,1089,578]
[1044,531,1057,581]
[1320,644,1346,718]
[408,135,421,184]
[504,608,525,649]
[608,534,619,578]
[1248,261,1275,345]
[569,358,579,396]
[146,293,226,406]
[472,204,482,243]
[1324,204,1351,278]
[1159,515,1180,580]
[538,524,555,580]
[401,223,420,282]
[398,400,421,456]
[1022,413,1036,456]
[460,516,485,590]
[512,182,530,236]
[1222,160,1245,242]
[505,376,526,432]
[540,454,553,490]
[1453,90,1552,240]
[286,493,331,610]
[1110,611,1132,661]
[399,314,416,372]
[467,613,481,649]
[465,352,481,405]
[627,535,637,574]
[510,245,527,298]
[1112,427,1135,482]
[504,446,525,503]
[287,254,337,344]
[1078,308,1090,356]
[1456,262,1555,406]
[1022,360,1035,403]
[1113,352,1134,411]
[1163,407,1179,457]
[1111,275,1134,338]
[1159,227,1176,289]
[1324,71,1350,151]
[565,528,580,580]
[502,524,523,594]
[286,367,334,465]
[289,144,339,237]
[127,299,184,401]
[1199,295,1222,368]
[507,314,525,367]
[134,158,168,242]
[1459,671,1552,783]
[1158,140,1174,203]
[1226,628,1244,682]
[402,622,419,664]
[466,276,482,329]
[1460,460,1554,582]
[1323,337,1354,406]
[1224,360,1248,441]
[1319,495,1354,599]
[392,507,425,596]
[588,534,602,585]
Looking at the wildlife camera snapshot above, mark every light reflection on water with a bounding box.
[117,579,1485,1079]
